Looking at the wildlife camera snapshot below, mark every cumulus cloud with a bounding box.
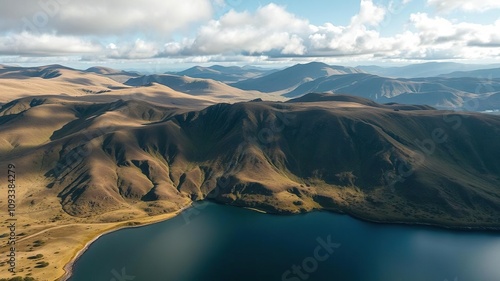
[410,13,500,47]
[0,0,212,36]
[179,4,311,56]
[387,13,500,60]
[0,32,101,56]
[106,39,160,59]
[427,0,500,12]
[160,1,389,58]
[351,0,386,26]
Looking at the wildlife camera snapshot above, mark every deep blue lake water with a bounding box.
[69,202,500,281]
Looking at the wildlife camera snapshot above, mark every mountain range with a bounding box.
[1,93,499,228]
[357,62,500,78]
[2,62,500,112]
[0,64,268,106]
[282,72,500,109]
[124,73,267,101]
[2,62,500,280]
[168,65,277,83]
[439,67,500,79]
[231,62,363,93]
[84,66,141,83]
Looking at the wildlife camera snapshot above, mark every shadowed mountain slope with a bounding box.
[1,94,499,228]
[171,65,275,83]
[358,62,500,78]
[284,73,500,109]
[231,62,363,92]
[439,67,500,79]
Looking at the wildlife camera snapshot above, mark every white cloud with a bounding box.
[1,0,500,64]
[182,4,311,55]
[387,13,500,60]
[409,13,500,47]
[161,1,390,57]
[122,1,500,62]
[0,32,101,56]
[106,39,160,59]
[351,0,386,26]
[427,0,500,12]
[0,0,213,36]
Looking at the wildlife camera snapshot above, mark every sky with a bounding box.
[0,0,500,71]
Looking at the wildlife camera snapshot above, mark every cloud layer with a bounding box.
[427,0,500,12]
[1,0,500,64]
[0,0,212,36]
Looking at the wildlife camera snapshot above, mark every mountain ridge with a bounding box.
[2,94,499,228]
[231,62,364,92]
[170,65,276,83]
[357,62,500,78]
[284,73,500,109]
[439,67,500,79]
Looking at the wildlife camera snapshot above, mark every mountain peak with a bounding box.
[232,62,363,92]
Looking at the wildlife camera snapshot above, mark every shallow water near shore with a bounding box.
[69,202,500,281]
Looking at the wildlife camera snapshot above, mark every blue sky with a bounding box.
[0,0,500,71]
[218,1,359,26]
[215,0,500,40]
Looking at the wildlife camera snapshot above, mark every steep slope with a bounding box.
[439,67,500,79]
[284,73,500,109]
[231,62,363,92]
[474,92,500,111]
[287,93,435,110]
[1,95,500,229]
[358,62,500,78]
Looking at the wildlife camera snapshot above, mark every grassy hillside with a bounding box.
[1,94,499,227]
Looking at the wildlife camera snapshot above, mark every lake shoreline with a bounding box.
[211,199,500,232]
[59,201,500,280]
[58,204,192,281]
[344,211,500,233]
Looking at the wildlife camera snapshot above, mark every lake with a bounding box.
[69,202,500,281]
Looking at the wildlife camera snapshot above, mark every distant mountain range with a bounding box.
[231,62,363,92]
[2,62,500,111]
[357,62,500,78]
[85,66,141,82]
[282,73,500,109]
[124,74,269,101]
[168,65,277,83]
[0,64,72,79]
[439,67,500,79]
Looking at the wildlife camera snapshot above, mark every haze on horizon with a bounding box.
[1,0,500,72]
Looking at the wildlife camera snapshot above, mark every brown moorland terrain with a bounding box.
[0,67,500,280]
